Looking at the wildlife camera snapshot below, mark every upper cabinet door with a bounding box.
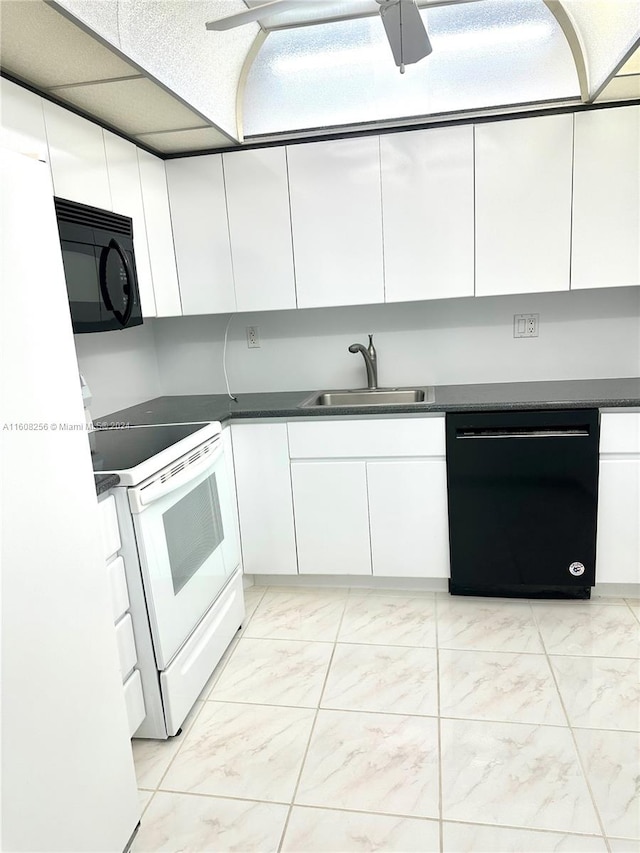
[572,106,640,291]
[381,126,474,302]
[103,131,156,318]
[166,155,235,315]
[137,150,181,317]
[42,101,112,210]
[0,79,49,164]
[223,147,296,312]
[287,136,384,309]
[475,114,573,297]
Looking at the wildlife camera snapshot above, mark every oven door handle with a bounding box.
[131,443,223,511]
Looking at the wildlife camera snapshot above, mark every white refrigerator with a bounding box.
[1,149,140,851]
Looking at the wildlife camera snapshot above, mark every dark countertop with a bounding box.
[95,473,120,496]
[95,378,640,428]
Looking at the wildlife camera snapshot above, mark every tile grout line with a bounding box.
[275,593,349,852]
[529,602,612,849]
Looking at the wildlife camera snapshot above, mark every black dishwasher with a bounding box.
[446,409,600,599]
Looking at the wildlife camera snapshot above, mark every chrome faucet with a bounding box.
[348,334,378,390]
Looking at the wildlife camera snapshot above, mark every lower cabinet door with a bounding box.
[367,460,450,578]
[597,458,640,584]
[291,461,372,575]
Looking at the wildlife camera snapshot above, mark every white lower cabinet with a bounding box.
[596,413,640,585]
[231,423,298,575]
[99,492,146,736]
[367,460,450,578]
[291,461,371,576]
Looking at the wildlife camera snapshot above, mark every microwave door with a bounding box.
[59,241,102,333]
[99,238,136,329]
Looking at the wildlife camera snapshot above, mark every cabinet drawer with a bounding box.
[123,669,146,738]
[287,417,445,459]
[114,613,137,681]
[600,413,640,455]
[108,556,130,623]
[98,494,121,561]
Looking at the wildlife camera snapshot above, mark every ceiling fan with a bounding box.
[205,0,433,73]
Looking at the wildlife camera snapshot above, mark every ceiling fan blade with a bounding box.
[205,0,302,31]
[379,0,432,68]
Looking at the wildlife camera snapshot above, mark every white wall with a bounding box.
[153,287,640,396]
[74,320,161,417]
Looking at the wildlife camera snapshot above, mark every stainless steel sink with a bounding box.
[299,387,435,408]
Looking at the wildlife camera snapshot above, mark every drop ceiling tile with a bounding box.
[0,0,137,87]
[135,127,237,154]
[55,78,210,135]
[595,74,640,102]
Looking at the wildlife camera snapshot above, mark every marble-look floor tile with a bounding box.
[161,701,314,803]
[321,643,438,716]
[441,718,600,834]
[209,637,333,707]
[131,701,204,789]
[296,709,439,818]
[439,649,565,725]
[242,584,267,622]
[338,594,436,647]
[132,791,288,852]
[534,604,640,658]
[442,822,607,852]
[244,589,347,641]
[138,789,153,815]
[608,838,640,852]
[628,603,640,623]
[574,728,640,839]
[437,598,543,653]
[550,656,640,730]
[282,806,440,852]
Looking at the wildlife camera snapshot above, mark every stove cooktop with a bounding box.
[91,422,218,484]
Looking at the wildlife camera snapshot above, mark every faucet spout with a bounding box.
[348,334,378,390]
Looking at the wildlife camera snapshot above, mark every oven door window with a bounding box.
[163,475,224,596]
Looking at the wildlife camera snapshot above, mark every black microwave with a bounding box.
[54,197,143,333]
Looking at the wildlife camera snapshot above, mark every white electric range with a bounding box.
[93,421,244,738]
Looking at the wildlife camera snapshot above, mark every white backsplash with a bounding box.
[154,287,640,397]
[73,321,161,417]
[73,287,640,416]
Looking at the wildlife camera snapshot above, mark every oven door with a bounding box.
[129,439,240,669]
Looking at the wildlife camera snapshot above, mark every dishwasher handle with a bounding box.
[456,425,592,439]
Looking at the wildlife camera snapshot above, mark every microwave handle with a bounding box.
[99,238,135,327]
[131,442,224,511]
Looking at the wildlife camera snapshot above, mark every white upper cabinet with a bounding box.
[572,106,640,290]
[165,155,235,315]
[223,147,296,312]
[42,100,112,210]
[0,78,48,163]
[103,131,156,318]
[381,126,474,302]
[137,150,182,317]
[475,114,573,297]
[287,136,384,309]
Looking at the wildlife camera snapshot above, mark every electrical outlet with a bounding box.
[246,326,260,348]
[513,313,539,338]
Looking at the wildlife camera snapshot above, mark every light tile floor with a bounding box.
[131,586,640,853]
